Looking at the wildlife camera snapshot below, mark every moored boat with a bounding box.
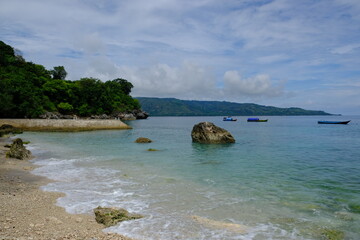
[247,118,268,122]
[223,116,237,121]
[318,120,350,124]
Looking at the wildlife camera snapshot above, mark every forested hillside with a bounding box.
[137,97,332,116]
[0,41,140,118]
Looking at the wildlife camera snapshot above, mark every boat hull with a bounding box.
[223,117,237,121]
[318,120,350,124]
[247,118,268,122]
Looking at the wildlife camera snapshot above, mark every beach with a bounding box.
[0,119,131,131]
[1,116,359,239]
[0,136,133,240]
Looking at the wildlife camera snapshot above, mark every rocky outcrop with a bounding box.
[93,206,143,227]
[135,137,152,143]
[0,124,21,137]
[116,110,149,120]
[191,122,235,144]
[39,112,77,119]
[40,110,149,121]
[132,109,149,119]
[6,138,31,160]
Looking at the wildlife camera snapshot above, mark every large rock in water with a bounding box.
[191,122,235,144]
[6,138,31,160]
[93,206,143,227]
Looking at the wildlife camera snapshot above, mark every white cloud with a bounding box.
[331,43,360,54]
[1,0,360,114]
[118,62,217,99]
[223,71,284,98]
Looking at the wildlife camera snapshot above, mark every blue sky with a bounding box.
[1,0,360,114]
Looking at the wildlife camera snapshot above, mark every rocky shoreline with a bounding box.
[0,135,134,239]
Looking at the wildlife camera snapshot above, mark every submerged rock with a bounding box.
[319,228,345,240]
[348,203,360,214]
[147,148,159,151]
[191,215,248,234]
[93,206,143,227]
[191,122,235,144]
[135,137,152,143]
[6,138,31,160]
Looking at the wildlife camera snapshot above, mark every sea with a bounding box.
[21,116,360,240]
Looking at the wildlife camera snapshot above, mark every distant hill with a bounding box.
[136,97,332,116]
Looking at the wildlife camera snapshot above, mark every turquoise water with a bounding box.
[23,116,360,240]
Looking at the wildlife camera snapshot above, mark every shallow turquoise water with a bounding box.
[23,116,360,239]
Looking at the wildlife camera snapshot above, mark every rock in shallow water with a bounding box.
[135,137,152,143]
[191,122,235,144]
[6,138,31,160]
[93,206,143,227]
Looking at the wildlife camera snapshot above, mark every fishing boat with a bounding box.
[318,120,350,124]
[247,118,268,122]
[223,116,237,121]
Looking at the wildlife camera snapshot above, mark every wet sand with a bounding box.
[0,137,133,240]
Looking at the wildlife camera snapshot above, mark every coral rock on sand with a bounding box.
[191,122,235,144]
[6,138,31,160]
[94,206,143,227]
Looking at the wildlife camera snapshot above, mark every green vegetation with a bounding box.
[137,97,332,116]
[0,40,140,118]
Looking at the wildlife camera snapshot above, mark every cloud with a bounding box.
[222,71,284,98]
[118,62,217,99]
[256,54,290,64]
[1,0,360,114]
[331,43,360,54]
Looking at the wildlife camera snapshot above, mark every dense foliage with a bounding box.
[0,41,140,118]
[137,97,332,116]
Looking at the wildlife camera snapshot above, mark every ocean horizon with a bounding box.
[23,115,360,240]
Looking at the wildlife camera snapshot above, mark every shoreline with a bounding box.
[0,136,133,240]
[0,119,132,131]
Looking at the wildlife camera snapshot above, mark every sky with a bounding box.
[1,0,360,115]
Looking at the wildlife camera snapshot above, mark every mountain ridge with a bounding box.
[136,97,332,116]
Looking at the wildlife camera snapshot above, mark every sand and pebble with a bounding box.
[0,136,134,240]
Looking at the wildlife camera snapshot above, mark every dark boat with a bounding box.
[247,118,268,122]
[223,116,237,121]
[318,120,350,124]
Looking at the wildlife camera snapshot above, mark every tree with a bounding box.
[51,66,67,80]
[113,78,133,95]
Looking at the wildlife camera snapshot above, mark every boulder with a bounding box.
[135,137,152,143]
[39,111,61,119]
[93,206,143,227]
[0,124,20,137]
[121,113,136,121]
[132,109,149,119]
[191,122,235,144]
[6,138,31,160]
[39,111,78,119]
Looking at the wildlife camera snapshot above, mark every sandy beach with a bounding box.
[0,119,131,132]
[0,136,133,240]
